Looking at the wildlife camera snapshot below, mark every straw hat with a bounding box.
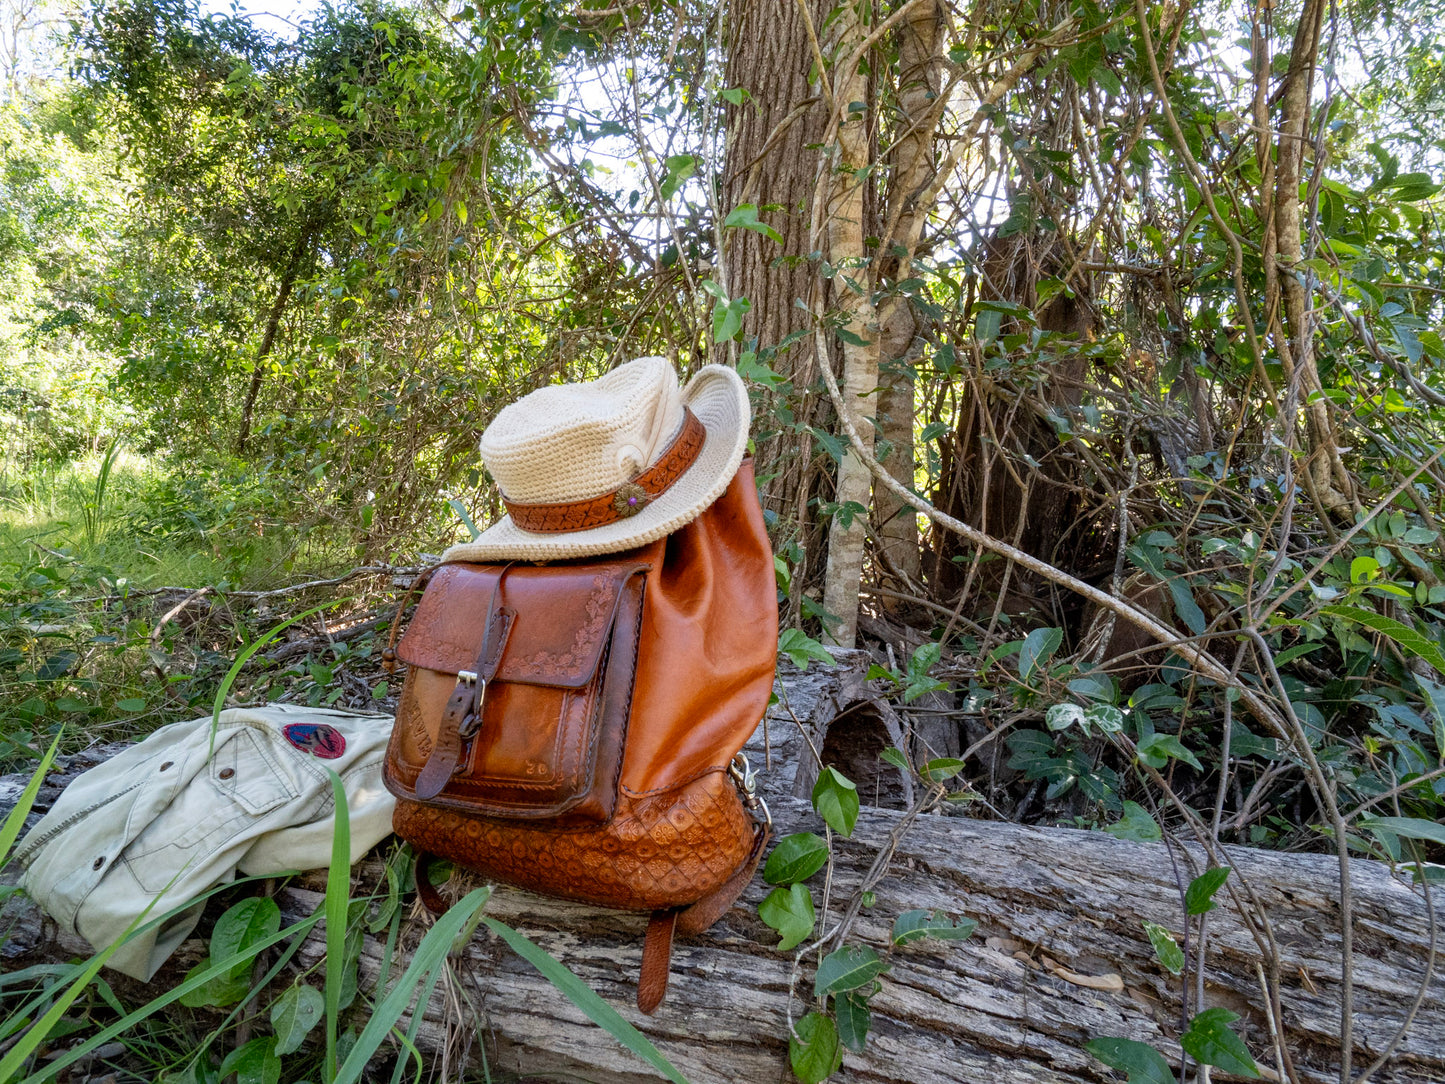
[442,356,750,561]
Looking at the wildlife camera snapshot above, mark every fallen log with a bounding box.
[3,658,1442,1084]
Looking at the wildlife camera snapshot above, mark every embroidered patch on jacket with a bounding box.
[283,723,347,759]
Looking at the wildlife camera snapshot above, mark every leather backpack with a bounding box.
[381,460,777,1013]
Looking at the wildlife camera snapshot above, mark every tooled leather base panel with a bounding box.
[391,769,755,912]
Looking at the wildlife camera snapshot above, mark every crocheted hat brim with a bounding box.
[440,364,749,562]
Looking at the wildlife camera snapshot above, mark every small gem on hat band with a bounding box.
[503,408,705,534]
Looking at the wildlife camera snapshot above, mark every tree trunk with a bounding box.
[819,0,880,648]
[236,226,311,454]
[722,0,831,527]
[1268,0,1353,517]
[872,1,947,600]
[6,662,1441,1084]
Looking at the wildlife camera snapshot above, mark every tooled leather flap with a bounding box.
[396,558,649,688]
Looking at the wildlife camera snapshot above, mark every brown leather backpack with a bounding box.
[382,461,777,1012]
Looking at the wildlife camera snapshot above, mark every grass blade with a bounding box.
[208,600,341,757]
[482,917,690,1084]
[333,886,493,1084]
[0,727,64,870]
[323,768,351,1081]
[21,912,323,1084]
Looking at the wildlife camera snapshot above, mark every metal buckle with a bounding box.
[729,753,771,829]
[456,673,486,739]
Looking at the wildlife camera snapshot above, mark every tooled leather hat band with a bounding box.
[503,408,706,534]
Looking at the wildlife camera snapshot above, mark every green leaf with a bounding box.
[834,989,872,1053]
[1084,703,1125,734]
[1323,605,1445,674]
[779,628,834,671]
[1046,703,1086,732]
[1185,867,1231,915]
[712,295,751,343]
[812,767,860,837]
[1165,576,1206,635]
[660,154,696,200]
[880,746,909,772]
[1085,1036,1174,1084]
[814,945,887,996]
[271,983,324,1056]
[890,909,978,946]
[759,885,816,951]
[211,898,281,977]
[1104,801,1161,842]
[1019,627,1063,683]
[763,832,830,885]
[482,917,689,1084]
[219,1037,280,1084]
[115,698,147,712]
[920,757,965,782]
[790,1012,843,1084]
[1359,816,1445,848]
[723,203,783,244]
[1142,921,1184,974]
[1136,732,1204,772]
[177,962,252,1008]
[1180,1007,1260,1077]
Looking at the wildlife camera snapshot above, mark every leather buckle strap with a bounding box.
[414,567,515,801]
[503,408,706,534]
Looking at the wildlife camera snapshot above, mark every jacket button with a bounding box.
[160,761,173,771]
[219,768,235,780]
[92,857,105,870]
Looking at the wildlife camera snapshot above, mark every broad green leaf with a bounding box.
[177,962,251,1008]
[1359,816,1445,847]
[712,296,751,343]
[779,629,834,671]
[271,982,325,1056]
[763,833,830,885]
[1046,703,1086,732]
[1165,576,1206,635]
[210,898,281,977]
[1180,1007,1259,1077]
[219,1037,280,1084]
[758,885,815,951]
[1185,867,1231,915]
[1142,921,1183,974]
[835,989,872,1053]
[1137,732,1204,772]
[1416,673,1445,755]
[115,698,147,712]
[1323,605,1445,674]
[1085,1036,1174,1084]
[1019,627,1063,682]
[920,757,965,782]
[723,203,783,244]
[1084,703,1125,734]
[789,1012,843,1083]
[880,746,909,772]
[890,909,978,946]
[814,945,888,996]
[1104,801,1161,842]
[812,767,860,837]
[660,154,696,200]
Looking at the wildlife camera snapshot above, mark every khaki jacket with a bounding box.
[16,704,396,980]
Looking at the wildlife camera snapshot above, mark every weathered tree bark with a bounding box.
[872,1,947,598]
[819,1,881,649]
[722,0,830,526]
[4,661,1440,1084]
